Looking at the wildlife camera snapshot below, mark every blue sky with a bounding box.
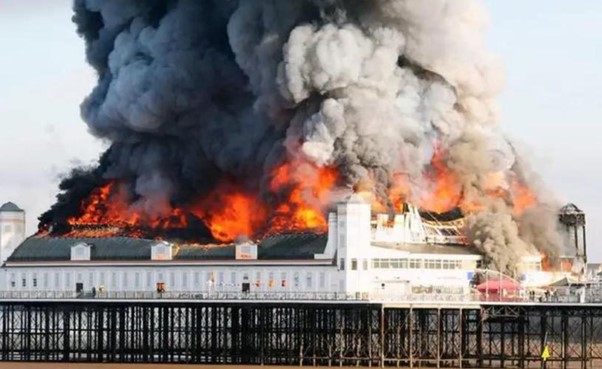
[1,1,601,260]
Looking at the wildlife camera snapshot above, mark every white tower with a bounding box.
[335,194,372,295]
[0,202,26,265]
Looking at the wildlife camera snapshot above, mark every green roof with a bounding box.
[0,202,24,213]
[8,237,156,262]
[7,233,329,262]
[259,233,328,259]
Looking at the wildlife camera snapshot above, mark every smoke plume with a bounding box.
[41,0,565,273]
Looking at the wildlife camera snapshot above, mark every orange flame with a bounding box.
[510,178,537,215]
[419,147,462,213]
[59,141,542,245]
[67,181,188,234]
[267,161,338,234]
[190,182,267,243]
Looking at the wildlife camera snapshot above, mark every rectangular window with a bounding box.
[146,272,152,288]
[380,259,390,269]
[400,259,408,269]
[363,259,368,270]
[43,273,49,289]
[22,278,26,287]
[54,273,59,289]
[111,272,117,288]
[319,272,326,288]
[32,273,37,288]
[425,260,441,269]
[293,272,300,288]
[170,272,176,288]
[351,259,358,270]
[122,272,128,289]
[100,272,105,285]
[135,272,140,288]
[372,259,380,269]
[409,259,421,269]
[280,272,287,288]
[65,272,72,289]
[194,272,200,286]
[340,258,345,270]
[254,271,260,287]
[183,272,189,289]
[230,272,236,284]
[88,272,94,287]
[306,272,313,288]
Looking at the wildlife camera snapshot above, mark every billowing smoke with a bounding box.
[41,0,565,273]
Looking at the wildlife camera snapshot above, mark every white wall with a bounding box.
[1,254,480,296]
[336,196,372,295]
[1,264,342,294]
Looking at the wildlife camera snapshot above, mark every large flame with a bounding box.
[67,181,188,230]
[63,160,339,243]
[419,147,463,213]
[190,182,267,243]
[267,162,337,234]
[59,147,538,243]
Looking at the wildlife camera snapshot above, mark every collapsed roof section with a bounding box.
[372,204,467,245]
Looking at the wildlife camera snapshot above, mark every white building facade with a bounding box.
[0,197,554,299]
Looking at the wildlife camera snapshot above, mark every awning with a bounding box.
[476,279,520,294]
[547,277,577,287]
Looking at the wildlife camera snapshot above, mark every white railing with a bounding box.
[0,290,600,304]
[0,290,368,301]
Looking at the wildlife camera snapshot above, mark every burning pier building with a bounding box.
[6,0,581,296]
[0,196,585,298]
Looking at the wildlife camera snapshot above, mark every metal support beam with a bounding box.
[0,301,598,367]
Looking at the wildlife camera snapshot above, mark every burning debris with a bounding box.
[40,0,564,273]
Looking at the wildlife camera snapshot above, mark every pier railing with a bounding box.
[0,289,595,303]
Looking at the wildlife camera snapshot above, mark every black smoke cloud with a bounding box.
[44,0,286,224]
